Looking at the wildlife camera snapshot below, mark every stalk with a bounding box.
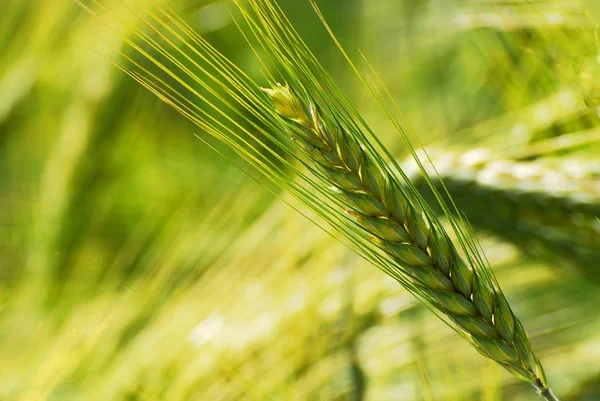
[263,84,556,398]
[536,380,561,401]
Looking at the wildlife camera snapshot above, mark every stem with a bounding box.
[534,380,560,401]
[540,388,559,401]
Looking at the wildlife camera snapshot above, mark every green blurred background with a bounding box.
[1,0,600,400]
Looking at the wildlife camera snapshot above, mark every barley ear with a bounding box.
[264,84,557,400]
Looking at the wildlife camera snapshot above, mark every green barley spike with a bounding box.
[263,84,558,400]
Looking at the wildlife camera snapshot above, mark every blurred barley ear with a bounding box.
[402,150,600,283]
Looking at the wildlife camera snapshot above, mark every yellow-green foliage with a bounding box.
[2,1,600,400]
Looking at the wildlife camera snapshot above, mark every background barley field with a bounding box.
[1,0,600,400]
